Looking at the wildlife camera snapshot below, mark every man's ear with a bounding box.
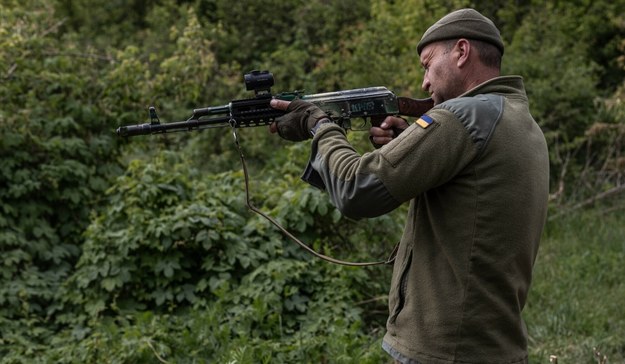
[455,38,471,68]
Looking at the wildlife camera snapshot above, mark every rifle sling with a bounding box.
[230,122,397,267]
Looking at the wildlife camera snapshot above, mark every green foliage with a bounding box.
[0,0,122,342]
[332,0,469,94]
[65,151,261,316]
[525,210,625,362]
[22,307,386,364]
[0,132,396,361]
[29,147,395,362]
[502,1,625,201]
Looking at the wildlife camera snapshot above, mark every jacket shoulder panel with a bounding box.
[436,94,504,153]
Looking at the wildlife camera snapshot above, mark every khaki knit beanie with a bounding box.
[417,8,504,55]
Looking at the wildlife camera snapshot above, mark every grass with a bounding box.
[525,207,625,363]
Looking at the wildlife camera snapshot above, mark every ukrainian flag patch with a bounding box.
[416,115,433,129]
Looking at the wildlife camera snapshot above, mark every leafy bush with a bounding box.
[0,1,123,351]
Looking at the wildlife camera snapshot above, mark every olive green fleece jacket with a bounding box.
[302,76,549,364]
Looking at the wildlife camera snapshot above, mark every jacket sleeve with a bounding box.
[302,109,479,219]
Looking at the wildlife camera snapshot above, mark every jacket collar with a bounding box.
[460,76,527,100]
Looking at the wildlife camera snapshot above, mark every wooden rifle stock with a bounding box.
[398,96,434,118]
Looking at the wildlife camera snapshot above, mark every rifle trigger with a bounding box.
[149,106,161,125]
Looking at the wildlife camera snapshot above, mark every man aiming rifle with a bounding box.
[269,8,549,364]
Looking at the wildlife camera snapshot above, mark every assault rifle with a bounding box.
[115,70,434,267]
[116,70,433,137]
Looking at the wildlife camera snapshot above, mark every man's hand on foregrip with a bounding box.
[269,99,330,142]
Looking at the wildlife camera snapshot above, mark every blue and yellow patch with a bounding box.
[416,115,434,129]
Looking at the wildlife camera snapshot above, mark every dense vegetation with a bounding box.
[1,0,624,362]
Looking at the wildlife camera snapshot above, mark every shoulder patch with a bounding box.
[416,114,434,129]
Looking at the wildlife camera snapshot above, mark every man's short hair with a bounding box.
[440,38,502,69]
[470,39,502,69]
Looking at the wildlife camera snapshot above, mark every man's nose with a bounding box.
[422,77,430,93]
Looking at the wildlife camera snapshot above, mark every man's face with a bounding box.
[420,42,461,105]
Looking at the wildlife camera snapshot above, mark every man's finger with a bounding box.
[381,115,409,130]
[370,126,394,138]
[270,98,291,111]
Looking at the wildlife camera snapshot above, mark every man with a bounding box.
[269,8,549,364]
